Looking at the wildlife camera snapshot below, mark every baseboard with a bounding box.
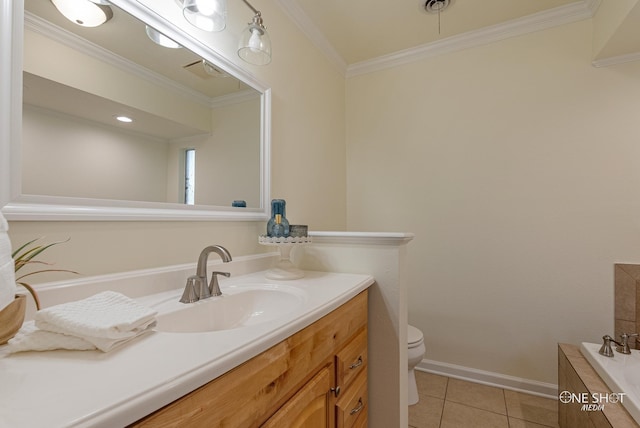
[417,359,558,400]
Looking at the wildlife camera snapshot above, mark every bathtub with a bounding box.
[580,342,640,424]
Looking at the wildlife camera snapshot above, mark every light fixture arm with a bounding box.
[240,0,260,16]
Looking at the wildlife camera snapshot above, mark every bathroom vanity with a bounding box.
[0,268,373,428]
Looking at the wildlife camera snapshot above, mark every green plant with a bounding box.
[12,238,78,311]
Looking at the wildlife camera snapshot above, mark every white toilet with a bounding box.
[408,324,426,406]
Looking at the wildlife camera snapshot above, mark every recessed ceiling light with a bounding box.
[114,115,133,123]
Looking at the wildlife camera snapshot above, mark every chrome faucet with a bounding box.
[180,245,232,303]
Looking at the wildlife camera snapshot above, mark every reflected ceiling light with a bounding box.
[114,115,133,123]
[145,25,182,49]
[237,0,271,65]
[51,0,113,27]
[179,0,227,32]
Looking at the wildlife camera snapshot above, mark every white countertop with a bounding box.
[0,270,373,428]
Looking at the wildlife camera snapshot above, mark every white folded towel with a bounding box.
[35,291,157,340]
[7,321,96,353]
[6,321,154,353]
[4,291,157,353]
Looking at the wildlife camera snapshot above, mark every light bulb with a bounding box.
[182,0,226,31]
[195,0,215,16]
[248,28,262,52]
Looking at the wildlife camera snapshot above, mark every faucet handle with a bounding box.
[599,335,616,357]
[180,276,200,303]
[209,271,231,297]
[617,333,639,354]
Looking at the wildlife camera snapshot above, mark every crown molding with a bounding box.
[347,0,599,77]
[275,0,599,78]
[592,51,640,68]
[273,0,347,75]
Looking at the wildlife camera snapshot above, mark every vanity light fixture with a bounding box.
[51,0,113,27]
[176,0,271,65]
[145,25,182,49]
[237,0,271,65]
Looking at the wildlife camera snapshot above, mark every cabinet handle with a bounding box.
[331,386,341,397]
[350,398,364,415]
[349,356,363,370]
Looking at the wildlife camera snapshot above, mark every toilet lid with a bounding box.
[408,325,423,346]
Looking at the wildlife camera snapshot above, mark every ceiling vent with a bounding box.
[423,0,450,14]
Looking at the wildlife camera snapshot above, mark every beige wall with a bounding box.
[346,20,640,384]
[7,0,347,279]
[23,105,170,202]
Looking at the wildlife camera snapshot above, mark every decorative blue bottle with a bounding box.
[267,199,290,237]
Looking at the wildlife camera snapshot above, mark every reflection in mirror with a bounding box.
[13,0,268,219]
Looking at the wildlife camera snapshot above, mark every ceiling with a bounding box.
[275,0,595,67]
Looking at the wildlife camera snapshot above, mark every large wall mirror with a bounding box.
[0,0,270,221]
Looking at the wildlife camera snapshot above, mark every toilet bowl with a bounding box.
[408,324,426,406]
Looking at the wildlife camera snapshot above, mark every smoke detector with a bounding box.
[424,0,450,14]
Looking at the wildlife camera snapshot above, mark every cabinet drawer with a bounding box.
[335,327,367,391]
[336,371,367,428]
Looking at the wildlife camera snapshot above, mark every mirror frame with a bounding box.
[0,0,271,221]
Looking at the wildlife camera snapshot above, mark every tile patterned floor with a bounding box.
[409,371,559,428]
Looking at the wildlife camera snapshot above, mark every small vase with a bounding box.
[0,295,26,345]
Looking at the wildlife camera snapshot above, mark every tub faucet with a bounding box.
[599,333,639,357]
[180,245,232,303]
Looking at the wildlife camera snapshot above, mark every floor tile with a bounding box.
[508,417,557,427]
[409,395,444,428]
[439,401,509,428]
[504,390,559,427]
[408,374,559,428]
[445,378,507,415]
[415,371,448,400]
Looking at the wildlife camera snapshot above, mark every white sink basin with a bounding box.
[155,284,307,332]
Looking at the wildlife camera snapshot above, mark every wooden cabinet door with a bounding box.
[262,365,332,428]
